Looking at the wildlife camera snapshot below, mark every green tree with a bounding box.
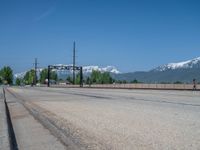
[86,77,91,84]
[174,81,183,84]
[122,80,127,84]
[90,70,114,84]
[0,77,2,84]
[116,80,122,84]
[23,69,35,85]
[131,79,138,83]
[91,70,102,84]
[0,66,13,85]
[16,78,21,86]
[59,78,63,82]
[75,73,80,84]
[40,69,58,84]
[101,72,113,84]
[51,71,58,82]
[40,69,48,84]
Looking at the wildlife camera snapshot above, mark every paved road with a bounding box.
[7,87,200,150]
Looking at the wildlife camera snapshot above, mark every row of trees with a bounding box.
[59,70,114,85]
[88,70,114,84]
[3,67,108,86]
[0,66,13,85]
[16,69,58,86]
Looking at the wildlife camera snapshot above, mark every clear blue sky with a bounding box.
[0,0,200,73]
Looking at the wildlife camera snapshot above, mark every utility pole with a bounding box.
[34,58,38,86]
[73,41,76,85]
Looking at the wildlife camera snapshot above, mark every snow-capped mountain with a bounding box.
[14,65,120,79]
[83,66,120,74]
[14,71,27,79]
[14,68,43,79]
[114,56,200,83]
[153,57,200,71]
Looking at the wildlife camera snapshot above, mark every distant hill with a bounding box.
[113,57,200,83]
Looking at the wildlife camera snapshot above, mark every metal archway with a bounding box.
[47,65,83,87]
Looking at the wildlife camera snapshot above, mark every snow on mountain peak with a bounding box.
[154,57,200,71]
[14,71,27,79]
[83,65,120,74]
[14,68,43,79]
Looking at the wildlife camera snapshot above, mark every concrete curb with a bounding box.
[0,88,10,150]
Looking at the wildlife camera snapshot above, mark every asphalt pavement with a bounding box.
[5,87,200,150]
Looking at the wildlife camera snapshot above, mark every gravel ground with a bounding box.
[7,87,200,150]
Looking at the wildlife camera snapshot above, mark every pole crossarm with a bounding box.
[48,65,81,71]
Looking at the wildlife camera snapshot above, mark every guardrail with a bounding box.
[49,83,199,90]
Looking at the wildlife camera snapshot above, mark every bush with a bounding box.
[0,66,13,85]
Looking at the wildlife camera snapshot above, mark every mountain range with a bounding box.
[14,57,200,83]
[113,57,200,83]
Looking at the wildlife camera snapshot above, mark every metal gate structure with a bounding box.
[47,65,83,87]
